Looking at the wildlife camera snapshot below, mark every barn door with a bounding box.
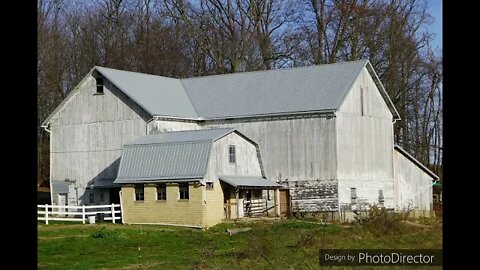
[279,189,290,216]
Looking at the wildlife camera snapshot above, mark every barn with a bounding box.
[42,59,438,226]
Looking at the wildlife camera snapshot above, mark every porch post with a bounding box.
[275,188,280,217]
[235,189,240,219]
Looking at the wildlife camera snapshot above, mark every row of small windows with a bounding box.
[135,183,212,201]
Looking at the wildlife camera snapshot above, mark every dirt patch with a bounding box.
[38,235,90,240]
[402,221,432,229]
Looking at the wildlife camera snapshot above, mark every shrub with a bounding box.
[364,205,404,236]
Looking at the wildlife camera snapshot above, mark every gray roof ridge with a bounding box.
[125,139,214,147]
[94,66,181,81]
[144,127,235,135]
[180,59,369,81]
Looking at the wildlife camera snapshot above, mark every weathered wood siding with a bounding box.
[393,150,433,211]
[336,67,395,209]
[202,133,263,225]
[202,116,337,181]
[147,119,199,134]
[49,77,148,205]
[201,116,338,212]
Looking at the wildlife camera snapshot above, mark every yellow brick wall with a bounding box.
[202,181,225,227]
[121,183,204,227]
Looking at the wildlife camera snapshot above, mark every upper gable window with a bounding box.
[95,77,104,95]
[229,145,236,163]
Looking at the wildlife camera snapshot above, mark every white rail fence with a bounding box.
[38,204,121,225]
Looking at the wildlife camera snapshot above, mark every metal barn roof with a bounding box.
[43,59,400,126]
[219,176,283,189]
[127,128,236,145]
[95,66,198,119]
[182,60,368,119]
[114,128,238,184]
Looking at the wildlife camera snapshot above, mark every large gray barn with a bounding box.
[42,59,438,217]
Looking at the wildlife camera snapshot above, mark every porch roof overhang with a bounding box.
[219,176,283,190]
[91,178,121,188]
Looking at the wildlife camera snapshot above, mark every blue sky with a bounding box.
[427,0,442,52]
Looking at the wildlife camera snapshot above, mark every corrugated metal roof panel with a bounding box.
[219,176,283,189]
[128,128,235,145]
[95,67,198,118]
[182,60,368,119]
[114,141,211,184]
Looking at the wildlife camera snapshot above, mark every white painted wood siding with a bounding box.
[147,120,199,134]
[201,116,337,182]
[393,150,433,211]
[49,77,148,205]
[336,67,394,181]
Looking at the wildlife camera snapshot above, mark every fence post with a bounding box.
[82,205,85,224]
[111,203,115,224]
[45,204,49,225]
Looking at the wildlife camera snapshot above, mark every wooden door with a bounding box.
[279,189,290,216]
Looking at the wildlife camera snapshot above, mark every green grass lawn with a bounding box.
[38,219,442,270]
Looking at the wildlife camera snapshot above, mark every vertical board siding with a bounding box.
[148,120,200,134]
[201,116,337,181]
[393,150,433,211]
[214,132,262,177]
[336,67,395,209]
[49,77,148,205]
[337,179,394,210]
[201,116,338,212]
[202,133,264,225]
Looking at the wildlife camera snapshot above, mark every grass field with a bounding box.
[38,219,442,270]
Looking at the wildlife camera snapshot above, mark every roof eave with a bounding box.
[394,145,439,180]
[365,61,401,121]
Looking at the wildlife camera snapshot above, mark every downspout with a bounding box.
[41,124,54,206]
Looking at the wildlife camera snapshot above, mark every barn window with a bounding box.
[206,182,214,190]
[179,183,189,200]
[228,145,236,163]
[157,184,166,200]
[95,77,104,95]
[350,188,357,204]
[135,185,144,201]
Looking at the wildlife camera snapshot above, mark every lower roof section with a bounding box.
[219,175,283,190]
[91,178,121,188]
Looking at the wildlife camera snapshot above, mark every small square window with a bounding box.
[179,183,189,200]
[228,145,236,163]
[135,185,144,201]
[206,182,214,190]
[157,184,166,200]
